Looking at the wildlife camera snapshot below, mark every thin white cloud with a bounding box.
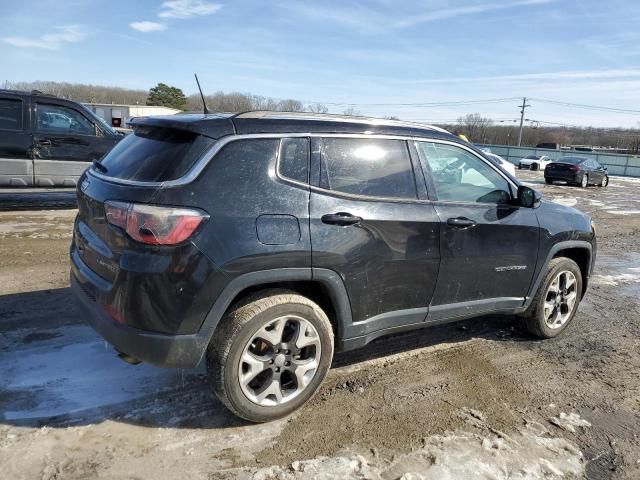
[285,0,555,33]
[129,21,167,32]
[394,0,556,28]
[159,0,222,19]
[410,69,640,85]
[2,25,85,50]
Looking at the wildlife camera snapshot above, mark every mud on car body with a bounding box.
[71,112,597,422]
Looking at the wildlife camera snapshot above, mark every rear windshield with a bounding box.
[96,126,215,182]
[556,157,584,165]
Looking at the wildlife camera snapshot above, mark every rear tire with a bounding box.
[520,257,582,339]
[545,178,553,184]
[581,174,588,188]
[207,290,334,422]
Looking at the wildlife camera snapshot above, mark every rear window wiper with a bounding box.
[92,159,108,174]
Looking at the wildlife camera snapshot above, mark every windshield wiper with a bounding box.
[92,159,108,174]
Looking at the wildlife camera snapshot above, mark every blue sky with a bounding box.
[2,0,640,127]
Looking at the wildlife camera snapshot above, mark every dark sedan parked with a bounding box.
[545,156,609,188]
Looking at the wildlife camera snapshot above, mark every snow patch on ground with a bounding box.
[549,412,592,433]
[605,210,640,215]
[592,272,640,286]
[240,422,585,480]
[551,197,578,207]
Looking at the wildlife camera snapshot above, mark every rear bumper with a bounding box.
[545,171,580,183]
[71,258,208,368]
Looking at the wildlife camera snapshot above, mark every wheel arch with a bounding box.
[196,268,352,359]
[524,240,593,309]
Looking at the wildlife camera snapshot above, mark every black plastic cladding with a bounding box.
[71,113,596,367]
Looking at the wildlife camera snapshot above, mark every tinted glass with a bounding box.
[279,137,308,183]
[557,157,584,165]
[98,126,215,182]
[417,142,511,204]
[36,103,94,135]
[525,155,540,159]
[319,138,416,199]
[0,98,23,131]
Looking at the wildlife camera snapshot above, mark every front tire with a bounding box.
[207,290,334,422]
[545,178,553,184]
[599,175,609,187]
[521,257,582,338]
[531,163,539,171]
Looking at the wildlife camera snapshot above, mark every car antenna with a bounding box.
[194,73,210,114]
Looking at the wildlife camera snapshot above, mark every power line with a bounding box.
[530,98,640,115]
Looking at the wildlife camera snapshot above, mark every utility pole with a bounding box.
[517,97,530,147]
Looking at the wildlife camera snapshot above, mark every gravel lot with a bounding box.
[1,170,639,479]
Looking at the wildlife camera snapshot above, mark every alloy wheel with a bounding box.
[581,175,588,188]
[238,315,321,406]
[543,271,578,329]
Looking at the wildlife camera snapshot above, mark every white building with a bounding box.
[83,103,181,128]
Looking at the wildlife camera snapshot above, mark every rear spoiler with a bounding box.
[129,114,236,139]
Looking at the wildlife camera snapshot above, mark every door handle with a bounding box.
[37,139,52,146]
[447,217,476,228]
[321,212,362,226]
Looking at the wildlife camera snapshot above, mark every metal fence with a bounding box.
[480,144,640,178]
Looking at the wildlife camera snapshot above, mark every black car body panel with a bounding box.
[70,112,597,368]
[0,89,121,187]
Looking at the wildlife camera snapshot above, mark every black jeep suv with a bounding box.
[71,112,596,422]
[0,89,121,187]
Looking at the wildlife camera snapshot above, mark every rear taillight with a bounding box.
[569,165,580,171]
[104,201,208,245]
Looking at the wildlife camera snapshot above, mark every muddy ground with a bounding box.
[1,171,639,479]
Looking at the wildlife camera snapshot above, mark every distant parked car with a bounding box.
[545,156,609,188]
[485,152,516,176]
[0,89,122,187]
[518,155,552,171]
[536,142,561,150]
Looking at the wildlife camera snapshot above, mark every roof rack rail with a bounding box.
[232,110,450,133]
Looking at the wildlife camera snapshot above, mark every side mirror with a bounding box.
[517,185,541,208]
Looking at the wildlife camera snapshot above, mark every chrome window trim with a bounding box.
[87,132,516,190]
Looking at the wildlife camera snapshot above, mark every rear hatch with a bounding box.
[73,117,232,284]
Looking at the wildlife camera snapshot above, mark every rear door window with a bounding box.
[97,125,215,182]
[278,137,308,183]
[36,103,95,135]
[318,138,417,199]
[0,97,23,131]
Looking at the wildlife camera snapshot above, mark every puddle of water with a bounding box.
[0,329,196,420]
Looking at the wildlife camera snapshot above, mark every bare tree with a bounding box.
[307,103,329,114]
[7,80,148,105]
[456,113,493,143]
[343,107,361,116]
